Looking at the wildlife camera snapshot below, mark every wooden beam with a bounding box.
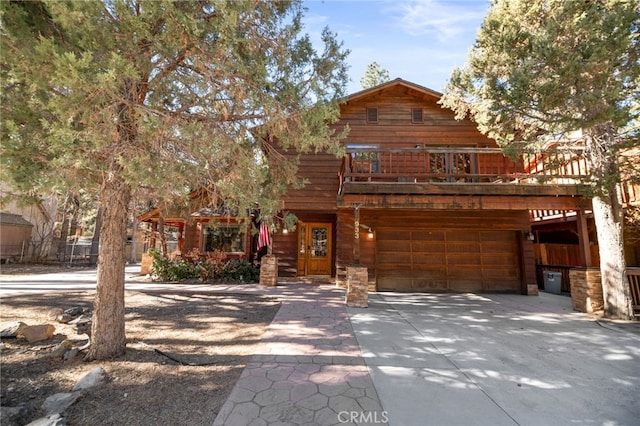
[342,182,586,197]
[338,194,592,211]
[576,209,593,267]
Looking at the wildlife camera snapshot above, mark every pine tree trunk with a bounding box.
[586,127,633,320]
[86,171,131,360]
[593,194,633,319]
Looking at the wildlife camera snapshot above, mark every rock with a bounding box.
[63,348,79,360]
[63,307,84,317]
[72,367,108,392]
[22,324,55,343]
[25,413,66,426]
[41,391,81,415]
[50,340,73,358]
[68,314,91,326]
[47,308,64,321]
[55,313,73,324]
[1,321,28,338]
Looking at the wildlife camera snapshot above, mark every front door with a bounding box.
[297,222,332,276]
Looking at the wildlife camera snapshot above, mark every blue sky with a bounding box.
[302,0,491,94]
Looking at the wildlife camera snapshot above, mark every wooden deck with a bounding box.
[339,147,589,191]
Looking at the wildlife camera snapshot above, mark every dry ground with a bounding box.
[0,265,280,426]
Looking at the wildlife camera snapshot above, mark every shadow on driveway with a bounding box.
[348,292,640,426]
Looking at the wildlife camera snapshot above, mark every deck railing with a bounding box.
[627,268,640,313]
[340,147,589,186]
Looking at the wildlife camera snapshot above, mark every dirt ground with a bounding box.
[0,265,281,426]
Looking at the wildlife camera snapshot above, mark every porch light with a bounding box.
[525,231,535,241]
[367,228,374,239]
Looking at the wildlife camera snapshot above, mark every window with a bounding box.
[366,107,378,123]
[412,108,423,123]
[201,224,245,253]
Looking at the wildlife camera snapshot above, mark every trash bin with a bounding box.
[544,271,562,294]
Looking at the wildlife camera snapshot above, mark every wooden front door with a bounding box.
[297,222,332,276]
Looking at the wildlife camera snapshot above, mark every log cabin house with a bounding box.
[140,79,601,295]
[271,79,595,295]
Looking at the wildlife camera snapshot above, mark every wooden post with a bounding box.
[353,205,361,265]
[577,209,592,267]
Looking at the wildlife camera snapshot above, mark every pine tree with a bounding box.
[360,61,390,89]
[1,0,349,359]
[440,0,639,319]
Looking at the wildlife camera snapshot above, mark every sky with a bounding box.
[302,0,491,94]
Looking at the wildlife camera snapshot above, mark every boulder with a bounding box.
[26,413,66,426]
[0,321,28,338]
[22,324,55,343]
[50,340,73,358]
[41,392,81,415]
[63,348,79,360]
[47,308,64,321]
[63,307,84,317]
[72,367,108,392]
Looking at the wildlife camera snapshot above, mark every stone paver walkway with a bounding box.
[213,284,387,426]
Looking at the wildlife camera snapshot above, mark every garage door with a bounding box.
[376,229,521,292]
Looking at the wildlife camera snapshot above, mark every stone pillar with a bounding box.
[260,255,278,287]
[140,252,153,275]
[569,267,604,313]
[346,265,368,308]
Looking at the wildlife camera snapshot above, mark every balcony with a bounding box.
[337,147,591,209]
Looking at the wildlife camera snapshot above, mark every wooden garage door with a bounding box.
[376,229,521,292]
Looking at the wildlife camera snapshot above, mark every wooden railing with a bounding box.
[627,268,640,312]
[340,147,589,185]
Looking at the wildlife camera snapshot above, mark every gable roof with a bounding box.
[0,212,33,227]
[341,78,443,104]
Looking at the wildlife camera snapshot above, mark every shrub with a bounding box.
[149,248,259,283]
[223,259,259,283]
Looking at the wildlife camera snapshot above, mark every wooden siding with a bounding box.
[277,150,342,212]
[337,85,496,148]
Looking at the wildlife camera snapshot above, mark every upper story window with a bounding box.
[366,107,378,124]
[201,224,245,253]
[412,107,423,124]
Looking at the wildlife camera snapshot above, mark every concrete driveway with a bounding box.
[347,292,640,426]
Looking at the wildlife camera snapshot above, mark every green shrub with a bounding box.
[223,259,259,283]
[149,248,257,283]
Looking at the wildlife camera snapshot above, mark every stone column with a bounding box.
[260,255,278,287]
[346,265,368,308]
[569,267,604,313]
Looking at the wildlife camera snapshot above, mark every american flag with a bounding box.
[257,221,271,251]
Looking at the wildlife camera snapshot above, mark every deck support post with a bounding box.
[353,204,361,265]
[577,209,592,267]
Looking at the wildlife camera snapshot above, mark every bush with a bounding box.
[223,259,260,283]
[149,248,258,283]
